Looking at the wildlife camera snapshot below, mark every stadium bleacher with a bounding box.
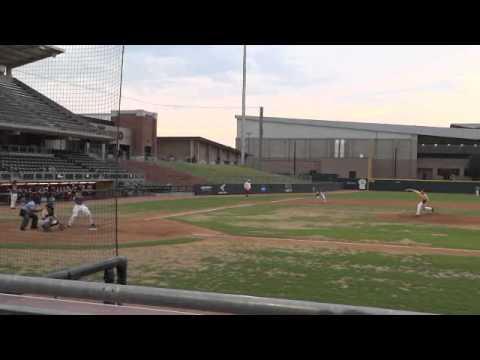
[57,152,128,173]
[0,46,142,184]
[0,150,138,182]
[0,76,107,137]
[0,153,85,173]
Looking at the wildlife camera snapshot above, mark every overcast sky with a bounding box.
[121,45,480,146]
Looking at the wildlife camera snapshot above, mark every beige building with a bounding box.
[236,115,480,180]
[157,137,240,165]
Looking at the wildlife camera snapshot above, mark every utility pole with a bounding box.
[293,140,297,176]
[241,45,247,165]
[258,106,264,170]
[393,147,398,179]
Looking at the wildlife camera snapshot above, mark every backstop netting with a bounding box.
[0,45,124,278]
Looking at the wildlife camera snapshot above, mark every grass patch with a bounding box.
[178,216,480,250]
[120,193,306,215]
[334,190,480,203]
[128,247,480,314]
[156,160,308,184]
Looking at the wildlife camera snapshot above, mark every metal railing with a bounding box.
[197,175,313,185]
[0,171,144,182]
[0,273,431,315]
[0,145,51,154]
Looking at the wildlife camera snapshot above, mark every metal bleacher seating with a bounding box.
[56,152,130,174]
[0,75,103,135]
[0,72,138,182]
[0,153,87,173]
[0,150,132,173]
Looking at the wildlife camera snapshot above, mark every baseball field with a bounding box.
[2,190,480,314]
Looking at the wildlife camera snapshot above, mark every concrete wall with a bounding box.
[417,158,469,180]
[241,136,417,178]
[237,117,476,180]
[157,139,191,161]
[250,158,370,178]
[157,139,240,165]
[320,158,369,178]
[238,118,413,140]
[240,138,416,159]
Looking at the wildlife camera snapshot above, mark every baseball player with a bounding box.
[19,195,42,231]
[67,193,96,230]
[313,186,327,202]
[406,188,434,216]
[243,179,252,198]
[9,181,18,209]
[39,202,64,232]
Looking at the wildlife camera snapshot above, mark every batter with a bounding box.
[68,193,96,230]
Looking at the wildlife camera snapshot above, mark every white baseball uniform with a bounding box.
[244,181,252,197]
[68,196,95,227]
[10,185,18,209]
[413,191,433,215]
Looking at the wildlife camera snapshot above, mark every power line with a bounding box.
[13,68,257,111]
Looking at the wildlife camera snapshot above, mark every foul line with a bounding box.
[144,197,306,221]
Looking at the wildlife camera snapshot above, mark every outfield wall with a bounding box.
[193,182,342,196]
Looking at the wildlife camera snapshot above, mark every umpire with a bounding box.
[19,194,42,231]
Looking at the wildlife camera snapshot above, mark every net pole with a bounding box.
[114,45,125,257]
[241,45,247,165]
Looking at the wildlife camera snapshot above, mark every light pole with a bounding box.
[258,106,264,171]
[241,45,247,165]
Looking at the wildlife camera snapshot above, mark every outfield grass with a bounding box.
[129,246,480,314]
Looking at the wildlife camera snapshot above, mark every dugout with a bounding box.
[0,180,114,204]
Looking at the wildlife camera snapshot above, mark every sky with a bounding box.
[118,45,480,147]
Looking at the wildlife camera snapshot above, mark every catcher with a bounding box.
[405,188,434,216]
[40,202,65,232]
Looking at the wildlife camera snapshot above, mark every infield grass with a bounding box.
[175,191,480,250]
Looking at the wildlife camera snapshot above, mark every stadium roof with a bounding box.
[157,136,240,154]
[450,123,480,129]
[236,115,480,140]
[0,76,113,141]
[0,45,64,68]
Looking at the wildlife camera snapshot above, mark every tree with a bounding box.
[466,154,480,180]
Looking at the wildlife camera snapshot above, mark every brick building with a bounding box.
[112,110,157,161]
